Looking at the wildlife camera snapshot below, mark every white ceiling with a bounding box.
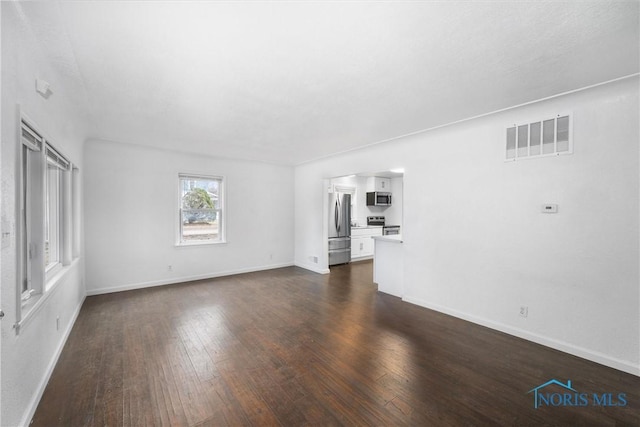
[15,1,640,165]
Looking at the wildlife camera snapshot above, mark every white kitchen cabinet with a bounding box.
[351,227,383,260]
[351,237,367,258]
[366,177,391,192]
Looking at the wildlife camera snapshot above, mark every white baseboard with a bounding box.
[294,260,330,274]
[403,296,639,377]
[86,262,295,296]
[20,295,86,427]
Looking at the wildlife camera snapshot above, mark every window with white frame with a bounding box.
[44,145,70,282]
[18,115,76,326]
[20,120,44,301]
[178,174,224,244]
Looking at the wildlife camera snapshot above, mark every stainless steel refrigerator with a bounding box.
[328,193,351,266]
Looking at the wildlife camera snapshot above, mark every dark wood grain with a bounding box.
[32,261,640,426]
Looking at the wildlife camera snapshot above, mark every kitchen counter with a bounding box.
[372,235,403,243]
[373,234,403,298]
[351,225,383,229]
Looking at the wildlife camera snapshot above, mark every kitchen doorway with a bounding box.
[326,170,403,270]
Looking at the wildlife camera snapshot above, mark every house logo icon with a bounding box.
[528,378,628,409]
[527,379,577,409]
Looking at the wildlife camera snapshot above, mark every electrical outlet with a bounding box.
[519,306,528,318]
[168,265,173,271]
[56,316,60,331]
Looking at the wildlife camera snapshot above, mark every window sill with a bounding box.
[17,258,79,334]
[45,262,63,289]
[175,240,227,248]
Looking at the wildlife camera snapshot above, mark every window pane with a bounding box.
[181,209,219,241]
[22,146,30,293]
[46,164,60,269]
[181,178,219,209]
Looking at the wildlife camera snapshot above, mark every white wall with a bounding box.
[294,76,640,375]
[84,140,294,295]
[1,3,88,426]
[385,177,403,227]
[0,4,3,426]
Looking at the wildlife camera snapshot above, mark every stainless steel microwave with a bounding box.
[366,192,392,206]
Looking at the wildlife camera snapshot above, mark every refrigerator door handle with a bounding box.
[335,197,341,233]
[344,196,350,236]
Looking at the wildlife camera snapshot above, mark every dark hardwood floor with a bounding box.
[33,261,639,426]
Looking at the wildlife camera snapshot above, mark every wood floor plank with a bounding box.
[32,261,640,426]
[91,393,124,427]
[177,320,220,382]
[123,380,156,427]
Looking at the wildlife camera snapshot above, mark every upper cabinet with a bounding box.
[366,177,391,192]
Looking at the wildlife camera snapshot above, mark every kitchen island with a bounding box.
[372,235,403,298]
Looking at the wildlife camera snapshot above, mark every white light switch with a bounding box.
[541,204,558,214]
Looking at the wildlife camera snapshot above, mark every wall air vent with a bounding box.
[505,114,572,161]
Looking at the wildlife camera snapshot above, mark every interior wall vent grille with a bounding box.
[505,114,572,161]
